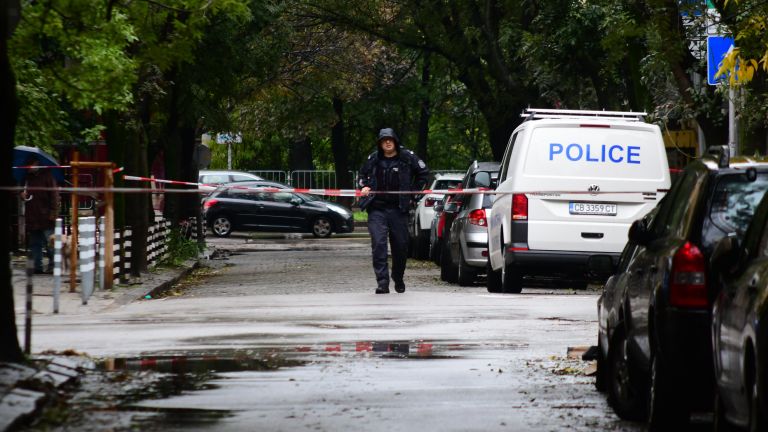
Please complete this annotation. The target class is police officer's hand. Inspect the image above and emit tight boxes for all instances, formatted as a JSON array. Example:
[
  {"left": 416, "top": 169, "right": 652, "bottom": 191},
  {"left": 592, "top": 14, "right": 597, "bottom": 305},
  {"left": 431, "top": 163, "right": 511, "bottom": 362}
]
[{"left": 360, "top": 186, "right": 371, "bottom": 196}]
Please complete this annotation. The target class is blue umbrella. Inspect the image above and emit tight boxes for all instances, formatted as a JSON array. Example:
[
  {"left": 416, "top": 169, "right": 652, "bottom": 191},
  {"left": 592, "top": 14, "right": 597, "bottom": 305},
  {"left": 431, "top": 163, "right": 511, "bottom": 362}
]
[{"left": 13, "top": 146, "right": 64, "bottom": 184}]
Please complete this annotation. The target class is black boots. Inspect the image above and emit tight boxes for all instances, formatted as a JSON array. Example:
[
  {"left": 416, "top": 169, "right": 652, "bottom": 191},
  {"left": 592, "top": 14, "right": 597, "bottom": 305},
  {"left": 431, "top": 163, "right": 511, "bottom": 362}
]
[
  {"left": 375, "top": 286, "right": 390, "bottom": 294},
  {"left": 394, "top": 282, "right": 405, "bottom": 293}
]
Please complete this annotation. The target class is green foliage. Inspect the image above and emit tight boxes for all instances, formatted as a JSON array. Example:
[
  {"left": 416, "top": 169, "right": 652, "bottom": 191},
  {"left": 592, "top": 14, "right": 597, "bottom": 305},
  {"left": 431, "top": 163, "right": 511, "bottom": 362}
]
[{"left": 161, "top": 229, "right": 202, "bottom": 266}]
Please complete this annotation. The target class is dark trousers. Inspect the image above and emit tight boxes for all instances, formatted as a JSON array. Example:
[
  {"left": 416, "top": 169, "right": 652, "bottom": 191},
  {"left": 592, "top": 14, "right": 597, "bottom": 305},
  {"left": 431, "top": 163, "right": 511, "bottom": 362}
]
[
  {"left": 367, "top": 208, "right": 409, "bottom": 288},
  {"left": 28, "top": 228, "right": 53, "bottom": 272}
]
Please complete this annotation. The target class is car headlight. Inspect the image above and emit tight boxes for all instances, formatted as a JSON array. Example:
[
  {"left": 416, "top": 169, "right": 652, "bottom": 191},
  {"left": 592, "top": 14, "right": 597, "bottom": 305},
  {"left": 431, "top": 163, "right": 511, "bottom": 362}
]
[{"left": 327, "top": 204, "right": 351, "bottom": 216}]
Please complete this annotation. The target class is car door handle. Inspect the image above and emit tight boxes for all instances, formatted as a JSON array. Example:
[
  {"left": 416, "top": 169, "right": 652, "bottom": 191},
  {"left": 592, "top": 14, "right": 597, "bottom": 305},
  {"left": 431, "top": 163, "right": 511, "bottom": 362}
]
[{"left": 748, "top": 276, "right": 759, "bottom": 293}]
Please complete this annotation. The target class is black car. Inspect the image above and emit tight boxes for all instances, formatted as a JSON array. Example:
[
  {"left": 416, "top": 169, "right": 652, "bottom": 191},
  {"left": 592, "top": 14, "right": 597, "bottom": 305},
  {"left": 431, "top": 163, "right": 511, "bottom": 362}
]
[
  {"left": 710, "top": 182, "right": 768, "bottom": 431},
  {"left": 593, "top": 149, "right": 768, "bottom": 429},
  {"left": 203, "top": 181, "right": 354, "bottom": 238}
]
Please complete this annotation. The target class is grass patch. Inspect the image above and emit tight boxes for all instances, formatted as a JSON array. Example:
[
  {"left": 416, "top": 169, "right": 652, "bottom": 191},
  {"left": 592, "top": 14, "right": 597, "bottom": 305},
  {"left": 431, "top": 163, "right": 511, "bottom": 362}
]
[
  {"left": 161, "top": 230, "right": 203, "bottom": 266},
  {"left": 353, "top": 211, "right": 368, "bottom": 222}
]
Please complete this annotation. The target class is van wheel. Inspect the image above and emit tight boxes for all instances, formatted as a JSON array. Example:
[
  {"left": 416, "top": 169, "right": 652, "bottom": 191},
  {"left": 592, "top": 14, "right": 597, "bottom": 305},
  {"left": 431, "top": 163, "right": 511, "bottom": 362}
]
[
  {"left": 487, "top": 262, "right": 502, "bottom": 293},
  {"left": 457, "top": 248, "right": 475, "bottom": 286},
  {"left": 714, "top": 389, "right": 736, "bottom": 432},
  {"left": 500, "top": 245, "right": 523, "bottom": 293},
  {"left": 607, "top": 327, "right": 646, "bottom": 420}
]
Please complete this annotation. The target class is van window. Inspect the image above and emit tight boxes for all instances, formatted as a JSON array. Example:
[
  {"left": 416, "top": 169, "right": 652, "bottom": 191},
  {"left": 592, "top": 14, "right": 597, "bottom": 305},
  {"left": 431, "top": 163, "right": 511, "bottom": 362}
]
[
  {"left": 523, "top": 127, "right": 665, "bottom": 180},
  {"left": 499, "top": 132, "right": 518, "bottom": 181}
]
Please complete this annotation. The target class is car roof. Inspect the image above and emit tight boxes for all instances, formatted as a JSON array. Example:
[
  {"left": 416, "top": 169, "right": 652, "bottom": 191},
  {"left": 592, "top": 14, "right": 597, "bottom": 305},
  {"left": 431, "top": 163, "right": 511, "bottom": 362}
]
[
  {"left": 434, "top": 173, "right": 463, "bottom": 180},
  {"left": 470, "top": 161, "right": 501, "bottom": 173},
  {"left": 200, "top": 170, "right": 260, "bottom": 175},
  {"left": 213, "top": 180, "right": 289, "bottom": 192}
]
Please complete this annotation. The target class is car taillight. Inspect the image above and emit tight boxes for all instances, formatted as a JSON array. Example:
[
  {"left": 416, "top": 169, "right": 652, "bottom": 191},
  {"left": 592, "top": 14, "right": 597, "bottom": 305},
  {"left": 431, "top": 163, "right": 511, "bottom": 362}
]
[
  {"left": 512, "top": 194, "right": 528, "bottom": 220},
  {"left": 425, "top": 197, "right": 438, "bottom": 207},
  {"left": 203, "top": 199, "right": 219, "bottom": 209},
  {"left": 468, "top": 209, "right": 487, "bottom": 226},
  {"left": 669, "top": 242, "right": 707, "bottom": 308},
  {"left": 437, "top": 213, "right": 446, "bottom": 238}
]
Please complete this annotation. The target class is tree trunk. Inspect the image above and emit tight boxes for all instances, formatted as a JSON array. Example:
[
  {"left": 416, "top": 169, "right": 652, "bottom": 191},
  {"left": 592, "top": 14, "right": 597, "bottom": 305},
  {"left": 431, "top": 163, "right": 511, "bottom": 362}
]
[
  {"left": 0, "top": 0, "right": 24, "bottom": 363},
  {"left": 331, "top": 97, "right": 352, "bottom": 206},
  {"left": 417, "top": 53, "right": 431, "bottom": 162},
  {"left": 289, "top": 135, "right": 314, "bottom": 186},
  {"left": 126, "top": 97, "right": 152, "bottom": 276}
]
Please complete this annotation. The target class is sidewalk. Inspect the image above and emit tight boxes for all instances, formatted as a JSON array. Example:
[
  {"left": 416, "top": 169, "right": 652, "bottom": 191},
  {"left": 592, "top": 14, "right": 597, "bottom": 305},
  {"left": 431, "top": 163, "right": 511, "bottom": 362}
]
[
  {"left": 1, "top": 255, "right": 199, "bottom": 432},
  {"left": 10, "top": 255, "right": 199, "bottom": 316}
]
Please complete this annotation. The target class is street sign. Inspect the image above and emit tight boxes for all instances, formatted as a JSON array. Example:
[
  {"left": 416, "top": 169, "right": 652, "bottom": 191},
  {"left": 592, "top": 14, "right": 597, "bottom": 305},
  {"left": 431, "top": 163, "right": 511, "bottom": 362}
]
[
  {"left": 707, "top": 36, "right": 734, "bottom": 85},
  {"left": 215, "top": 132, "right": 242, "bottom": 145}
]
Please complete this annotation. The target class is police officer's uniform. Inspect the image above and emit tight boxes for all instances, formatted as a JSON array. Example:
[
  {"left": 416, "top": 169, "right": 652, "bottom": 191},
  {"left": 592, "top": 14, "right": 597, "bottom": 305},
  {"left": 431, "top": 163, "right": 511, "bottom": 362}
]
[{"left": 358, "top": 128, "right": 430, "bottom": 294}]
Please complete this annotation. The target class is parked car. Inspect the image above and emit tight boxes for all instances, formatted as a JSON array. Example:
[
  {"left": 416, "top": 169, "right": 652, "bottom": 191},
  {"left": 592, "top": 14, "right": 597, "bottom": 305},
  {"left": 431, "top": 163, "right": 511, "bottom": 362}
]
[
  {"left": 592, "top": 149, "right": 768, "bottom": 429},
  {"left": 444, "top": 161, "right": 500, "bottom": 285},
  {"left": 202, "top": 181, "right": 354, "bottom": 238},
  {"left": 710, "top": 181, "right": 768, "bottom": 432},
  {"left": 488, "top": 108, "right": 671, "bottom": 293},
  {"left": 410, "top": 173, "right": 463, "bottom": 259},
  {"left": 428, "top": 190, "right": 461, "bottom": 266},
  {"left": 199, "top": 170, "right": 263, "bottom": 187}
]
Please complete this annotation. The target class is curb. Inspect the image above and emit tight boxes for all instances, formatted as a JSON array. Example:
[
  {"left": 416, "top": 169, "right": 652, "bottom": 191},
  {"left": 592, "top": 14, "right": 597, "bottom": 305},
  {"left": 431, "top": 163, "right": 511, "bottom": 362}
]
[
  {"left": 141, "top": 260, "right": 201, "bottom": 300},
  {"left": 0, "top": 357, "right": 92, "bottom": 432}
]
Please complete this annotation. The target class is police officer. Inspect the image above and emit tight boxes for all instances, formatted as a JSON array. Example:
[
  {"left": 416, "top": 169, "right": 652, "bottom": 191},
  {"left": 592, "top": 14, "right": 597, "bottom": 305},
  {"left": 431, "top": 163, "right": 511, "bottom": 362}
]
[{"left": 358, "top": 128, "right": 430, "bottom": 294}]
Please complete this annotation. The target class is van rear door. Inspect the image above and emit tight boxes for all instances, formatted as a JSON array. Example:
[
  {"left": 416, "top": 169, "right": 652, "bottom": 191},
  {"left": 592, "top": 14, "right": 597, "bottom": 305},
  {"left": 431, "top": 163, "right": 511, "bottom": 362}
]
[{"left": 519, "top": 123, "right": 670, "bottom": 253}]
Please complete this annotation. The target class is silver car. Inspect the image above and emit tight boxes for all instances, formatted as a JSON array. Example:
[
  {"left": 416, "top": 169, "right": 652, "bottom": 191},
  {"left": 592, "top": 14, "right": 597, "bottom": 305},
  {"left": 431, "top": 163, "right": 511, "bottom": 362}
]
[{"left": 444, "top": 163, "right": 499, "bottom": 285}]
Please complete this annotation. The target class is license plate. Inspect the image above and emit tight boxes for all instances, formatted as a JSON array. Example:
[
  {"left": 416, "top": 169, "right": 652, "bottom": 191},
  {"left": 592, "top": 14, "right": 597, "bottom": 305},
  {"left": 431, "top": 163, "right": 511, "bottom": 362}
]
[{"left": 569, "top": 202, "right": 617, "bottom": 216}]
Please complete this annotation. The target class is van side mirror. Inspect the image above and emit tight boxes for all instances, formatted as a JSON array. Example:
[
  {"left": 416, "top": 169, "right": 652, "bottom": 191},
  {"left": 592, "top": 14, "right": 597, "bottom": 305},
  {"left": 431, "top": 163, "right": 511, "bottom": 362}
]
[
  {"left": 587, "top": 255, "right": 616, "bottom": 280},
  {"left": 628, "top": 219, "right": 652, "bottom": 246},
  {"left": 710, "top": 235, "right": 740, "bottom": 276}
]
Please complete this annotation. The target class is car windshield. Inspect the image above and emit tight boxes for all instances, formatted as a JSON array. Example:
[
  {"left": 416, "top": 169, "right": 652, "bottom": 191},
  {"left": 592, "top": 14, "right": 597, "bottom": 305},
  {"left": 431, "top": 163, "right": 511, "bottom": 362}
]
[
  {"left": 702, "top": 171, "right": 768, "bottom": 250},
  {"left": 434, "top": 179, "right": 461, "bottom": 190}
]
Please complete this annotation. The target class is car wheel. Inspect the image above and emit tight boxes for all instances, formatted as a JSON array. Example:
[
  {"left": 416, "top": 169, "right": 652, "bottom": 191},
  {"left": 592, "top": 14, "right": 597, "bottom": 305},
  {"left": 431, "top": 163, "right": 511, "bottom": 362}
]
[
  {"left": 457, "top": 247, "right": 476, "bottom": 286},
  {"left": 647, "top": 352, "right": 688, "bottom": 430},
  {"left": 595, "top": 336, "right": 608, "bottom": 393},
  {"left": 607, "top": 327, "right": 646, "bottom": 420},
  {"left": 312, "top": 216, "right": 333, "bottom": 238},
  {"left": 747, "top": 356, "right": 765, "bottom": 432},
  {"left": 416, "top": 229, "right": 430, "bottom": 259},
  {"left": 440, "top": 244, "right": 458, "bottom": 283},
  {"left": 211, "top": 215, "right": 232, "bottom": 237},
  {"left": 714, "top": 389, "right": 737, "bottom": 432},
  {"left": 431, "top": 238, "right": 442, "bottom": 265}
]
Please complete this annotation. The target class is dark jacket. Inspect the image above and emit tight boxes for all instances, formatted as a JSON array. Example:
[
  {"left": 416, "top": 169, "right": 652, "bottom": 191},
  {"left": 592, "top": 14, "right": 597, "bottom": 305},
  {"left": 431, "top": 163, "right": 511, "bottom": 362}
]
[
  {"left": 357, "top": 146, "right": 430, "bottom": 213},
  {"left": 24, "top": 169, "right": 59, "bottom": 231}
]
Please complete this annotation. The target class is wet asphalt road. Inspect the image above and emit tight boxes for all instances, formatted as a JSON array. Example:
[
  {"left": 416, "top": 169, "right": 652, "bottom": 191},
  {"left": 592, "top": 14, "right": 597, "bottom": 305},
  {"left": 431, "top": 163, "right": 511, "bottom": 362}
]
[{"left": 26, "top": 234, "right": 648, "bottom": 431}]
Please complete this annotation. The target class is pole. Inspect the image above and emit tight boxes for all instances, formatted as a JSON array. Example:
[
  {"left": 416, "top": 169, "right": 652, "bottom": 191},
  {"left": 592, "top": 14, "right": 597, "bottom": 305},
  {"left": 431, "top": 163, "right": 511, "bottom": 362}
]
[
  {"left": 104, "top": 164, "right": 115, "bottom": 289},
  {"left": 70, "top": 151, "right": 79, "bottom": 293},
  {"left": 728, "top": 87, "right": 737, "bottom": 157},
  {"left": 53, "top": 218, "right": 62, "bottom": 313},
  {"left": 227, "top": 142, "right": 232, "bottom": 169},
  {"left": 24, "top": 257, "right": 33, "bottom": 355}
]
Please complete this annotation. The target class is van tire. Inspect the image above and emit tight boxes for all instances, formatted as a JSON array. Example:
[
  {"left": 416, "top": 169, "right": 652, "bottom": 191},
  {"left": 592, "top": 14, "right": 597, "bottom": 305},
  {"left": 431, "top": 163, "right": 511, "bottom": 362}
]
[
  {"left": 487, "top": 262, "right": 502, "bottom": 293},
  {"left": 500, "top": 245, "right": 523, "bottom": 293}
]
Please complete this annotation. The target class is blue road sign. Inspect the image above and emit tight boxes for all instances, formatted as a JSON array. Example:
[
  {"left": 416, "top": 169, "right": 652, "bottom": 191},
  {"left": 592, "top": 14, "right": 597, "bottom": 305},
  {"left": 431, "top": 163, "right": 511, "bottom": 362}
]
[{"left": 707, "top": 36, "right": 735, "bottom": 85}]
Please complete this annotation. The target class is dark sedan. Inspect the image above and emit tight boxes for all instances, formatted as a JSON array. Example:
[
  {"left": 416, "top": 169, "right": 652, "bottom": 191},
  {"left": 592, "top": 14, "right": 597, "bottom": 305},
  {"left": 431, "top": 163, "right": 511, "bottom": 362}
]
[
  {"left": 593, "top": 151, "right": 768, "bottom": 429},
  {"left": 711, "top": 181, "right": 768, "bottom": 431},
  {"left": 203, "top": 181, "right": 354, "bottom": 238}
]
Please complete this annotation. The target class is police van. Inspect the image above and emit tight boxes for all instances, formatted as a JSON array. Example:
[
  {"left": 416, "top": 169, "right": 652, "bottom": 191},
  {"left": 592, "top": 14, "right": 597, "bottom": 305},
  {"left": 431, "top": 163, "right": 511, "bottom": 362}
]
[{"left": 486, "top": 108, "right": 671, "bottom": 293}]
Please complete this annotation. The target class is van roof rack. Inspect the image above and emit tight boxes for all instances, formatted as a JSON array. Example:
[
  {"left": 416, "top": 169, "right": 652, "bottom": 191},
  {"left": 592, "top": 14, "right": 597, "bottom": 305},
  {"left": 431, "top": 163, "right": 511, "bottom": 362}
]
[{"left": 521, "top": 108, "right": 647, "bottom": 122}]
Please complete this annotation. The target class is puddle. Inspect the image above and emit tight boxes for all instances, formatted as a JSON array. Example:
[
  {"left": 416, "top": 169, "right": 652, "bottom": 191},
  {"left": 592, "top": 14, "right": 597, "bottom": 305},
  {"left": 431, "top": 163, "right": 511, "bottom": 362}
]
[{"left": 99, "top": 354, "right": 305, "bottom": 373}]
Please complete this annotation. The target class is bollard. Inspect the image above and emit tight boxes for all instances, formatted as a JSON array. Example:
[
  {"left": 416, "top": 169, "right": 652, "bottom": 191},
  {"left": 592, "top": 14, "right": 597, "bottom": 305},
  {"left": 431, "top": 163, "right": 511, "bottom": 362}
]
[
  {"left": 25, "top": 257, "right": 33, "bottom": 355},
  {"left": 122, "top": 227, "right": 132, "bottom": 282},
  {"left": 113, "top": 229, "right": 121, "bottom": 286},
  {"left": 99, "top": 216, "right": 105, "bottom": 291},
  {"left": 53, "top": 218, "right": 63, "bottom": 313},
  {"left": 79, "top": 216, "right": 96, "bottom": 305},
  {"left": 147, "top": 223, "right": 156, "bottom": 268}
]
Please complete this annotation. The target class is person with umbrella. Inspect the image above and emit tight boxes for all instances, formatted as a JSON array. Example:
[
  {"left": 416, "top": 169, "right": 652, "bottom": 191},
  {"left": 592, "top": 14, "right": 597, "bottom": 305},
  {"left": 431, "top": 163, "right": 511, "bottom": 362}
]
[{"left": 21, "top": 156, "right": 60, "bottom": 274}]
